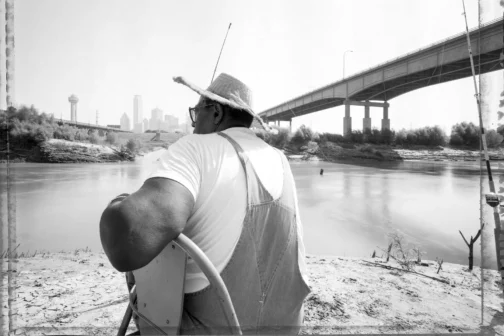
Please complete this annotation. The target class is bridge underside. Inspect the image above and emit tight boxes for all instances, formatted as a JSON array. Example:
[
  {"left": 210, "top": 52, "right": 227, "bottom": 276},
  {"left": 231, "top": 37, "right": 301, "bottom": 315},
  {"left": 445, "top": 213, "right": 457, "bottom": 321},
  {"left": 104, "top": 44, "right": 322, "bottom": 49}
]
[
  {"left": 353, "top": 49, "right": 501, "bottom": 102},
  {"left": 263, "top": 49, "right": 502, "bottom": 123}
]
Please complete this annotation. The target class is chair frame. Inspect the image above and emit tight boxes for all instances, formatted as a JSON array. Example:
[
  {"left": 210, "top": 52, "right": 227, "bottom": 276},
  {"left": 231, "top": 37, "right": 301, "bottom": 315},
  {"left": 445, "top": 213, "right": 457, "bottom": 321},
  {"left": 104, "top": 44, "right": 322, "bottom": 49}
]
[{"left": 117, "top": 234, "right": 242, "bottom": 336}]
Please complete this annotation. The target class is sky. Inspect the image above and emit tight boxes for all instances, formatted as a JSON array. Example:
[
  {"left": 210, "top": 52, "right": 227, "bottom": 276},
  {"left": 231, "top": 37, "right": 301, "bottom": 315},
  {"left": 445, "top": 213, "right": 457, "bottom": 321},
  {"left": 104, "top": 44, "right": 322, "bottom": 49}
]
[{"left": 8, "top": 0, "right": 504, "bottom": 134}]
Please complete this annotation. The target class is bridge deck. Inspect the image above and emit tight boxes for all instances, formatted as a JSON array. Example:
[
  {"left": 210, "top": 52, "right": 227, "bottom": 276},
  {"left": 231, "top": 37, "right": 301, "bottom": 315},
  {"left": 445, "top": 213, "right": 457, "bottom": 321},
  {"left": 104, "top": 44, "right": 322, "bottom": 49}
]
[{"left": 57, "top": 119, "right": 133, "bottom": 133}]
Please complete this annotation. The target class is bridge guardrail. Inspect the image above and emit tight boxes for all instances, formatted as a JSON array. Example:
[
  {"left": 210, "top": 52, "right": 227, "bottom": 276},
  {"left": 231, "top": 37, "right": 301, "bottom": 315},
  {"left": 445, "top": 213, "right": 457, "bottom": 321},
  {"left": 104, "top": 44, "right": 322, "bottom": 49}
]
[
  {"left": 259, "top": 16, "right": 503, "bottom": 115},
  {"left": 58, "top": 119, "right": 132, "bottom": 132}
]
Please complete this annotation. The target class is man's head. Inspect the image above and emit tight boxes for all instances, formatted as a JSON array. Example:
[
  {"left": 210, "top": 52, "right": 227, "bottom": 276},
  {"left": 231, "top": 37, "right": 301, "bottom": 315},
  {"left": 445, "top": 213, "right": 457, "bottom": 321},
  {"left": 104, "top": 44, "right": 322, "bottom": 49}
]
[
  {"left": 189, "top": 97, "right": 254, "bottom": 134},
  {"left": 173, "top": 73, "right": 273, "bottom": 134}
]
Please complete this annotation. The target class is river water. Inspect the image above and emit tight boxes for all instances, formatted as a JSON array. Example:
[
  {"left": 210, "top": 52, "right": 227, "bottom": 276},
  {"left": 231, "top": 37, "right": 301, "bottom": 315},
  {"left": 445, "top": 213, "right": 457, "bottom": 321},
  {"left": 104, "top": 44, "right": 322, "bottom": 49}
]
[{"left": 0, "top": 149, "right": 501, "bottom": 268}]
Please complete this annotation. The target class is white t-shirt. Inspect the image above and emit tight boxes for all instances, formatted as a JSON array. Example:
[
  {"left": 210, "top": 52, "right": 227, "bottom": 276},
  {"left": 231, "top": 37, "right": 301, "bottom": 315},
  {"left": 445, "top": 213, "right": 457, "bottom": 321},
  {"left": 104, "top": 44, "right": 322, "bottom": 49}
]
[{"left": 148, "top": 127, "right": 308, "bottom": 293}]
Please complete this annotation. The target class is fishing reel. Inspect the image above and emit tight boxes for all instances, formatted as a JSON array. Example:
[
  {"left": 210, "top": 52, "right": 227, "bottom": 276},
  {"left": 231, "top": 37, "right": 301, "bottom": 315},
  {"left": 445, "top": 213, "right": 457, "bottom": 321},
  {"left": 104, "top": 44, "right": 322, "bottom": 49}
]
[{"left": 485, "top": 193, "right": 501, "bottom": 208}]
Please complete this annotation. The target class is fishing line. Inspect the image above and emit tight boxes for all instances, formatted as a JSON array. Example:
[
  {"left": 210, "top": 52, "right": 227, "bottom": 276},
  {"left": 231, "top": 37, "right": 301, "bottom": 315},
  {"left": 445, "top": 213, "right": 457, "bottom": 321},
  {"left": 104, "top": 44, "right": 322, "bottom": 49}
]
[{"left": 210, "top": 23, "right": 232, "bottom": 85}]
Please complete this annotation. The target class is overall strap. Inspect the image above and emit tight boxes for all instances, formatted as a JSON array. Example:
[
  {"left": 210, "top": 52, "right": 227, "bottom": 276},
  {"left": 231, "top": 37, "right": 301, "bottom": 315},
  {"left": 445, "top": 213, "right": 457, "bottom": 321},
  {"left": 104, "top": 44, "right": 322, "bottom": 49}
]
[{"left": 217, "top": 132, "right": 273, "bottom": 205}]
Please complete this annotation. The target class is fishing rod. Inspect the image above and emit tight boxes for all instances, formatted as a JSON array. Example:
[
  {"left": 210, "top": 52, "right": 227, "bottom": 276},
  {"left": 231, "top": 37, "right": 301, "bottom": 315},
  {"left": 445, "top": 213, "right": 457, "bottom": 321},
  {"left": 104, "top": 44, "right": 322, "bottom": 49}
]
[
  {"left": 210, "top": 23, "right": 232, "bottom": 85},
  {"left": 461, "top": 0, "right": 504, "bottom": 283}
]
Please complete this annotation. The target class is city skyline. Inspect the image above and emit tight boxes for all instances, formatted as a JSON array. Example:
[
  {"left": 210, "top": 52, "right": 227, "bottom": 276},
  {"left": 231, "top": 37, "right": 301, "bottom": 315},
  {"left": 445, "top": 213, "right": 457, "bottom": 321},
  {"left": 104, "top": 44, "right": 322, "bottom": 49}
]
[{"left": 116, "top": 100, "right": 182, "bottom": 132}]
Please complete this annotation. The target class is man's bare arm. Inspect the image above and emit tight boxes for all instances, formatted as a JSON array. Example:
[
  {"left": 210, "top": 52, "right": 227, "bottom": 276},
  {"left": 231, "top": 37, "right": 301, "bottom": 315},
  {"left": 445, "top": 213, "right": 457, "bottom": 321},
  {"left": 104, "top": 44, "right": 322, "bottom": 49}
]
[{"left": 99, "top": 177, "right": 194, "bottom": 272}]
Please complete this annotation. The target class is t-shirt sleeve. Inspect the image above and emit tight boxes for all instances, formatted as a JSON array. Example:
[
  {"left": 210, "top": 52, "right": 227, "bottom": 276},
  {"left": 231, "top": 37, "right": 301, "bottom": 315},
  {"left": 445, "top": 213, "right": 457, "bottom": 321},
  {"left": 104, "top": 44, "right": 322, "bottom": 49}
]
[{"left": 147, "top": 136, "right": 201, "bottom": 203}]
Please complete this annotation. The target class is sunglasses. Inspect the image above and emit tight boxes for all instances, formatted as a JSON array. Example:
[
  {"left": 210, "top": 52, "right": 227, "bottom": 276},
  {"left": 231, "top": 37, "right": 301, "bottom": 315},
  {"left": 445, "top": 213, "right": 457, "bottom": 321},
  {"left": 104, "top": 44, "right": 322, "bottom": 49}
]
[{"left": 188, "top": 104, "right": 216, "bottom": 124}]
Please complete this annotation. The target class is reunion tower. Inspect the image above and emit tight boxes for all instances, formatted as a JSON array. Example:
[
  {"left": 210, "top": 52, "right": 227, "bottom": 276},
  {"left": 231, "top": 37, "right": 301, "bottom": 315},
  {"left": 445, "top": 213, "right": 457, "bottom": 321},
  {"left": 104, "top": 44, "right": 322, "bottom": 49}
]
[{"left": 68, "top": 94, "right": 79, "bottom": 122}]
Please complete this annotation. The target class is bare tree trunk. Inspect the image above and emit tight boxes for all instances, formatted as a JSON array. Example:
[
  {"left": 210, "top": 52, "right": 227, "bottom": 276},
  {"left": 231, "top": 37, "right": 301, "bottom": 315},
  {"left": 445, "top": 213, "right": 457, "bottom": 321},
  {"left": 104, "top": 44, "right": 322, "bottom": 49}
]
[
  {"left": 468, "top": 244, "right": 474, "bottom": 270},
  {"left": 459, "top": 225, "right": 483, "bottom": 271}
]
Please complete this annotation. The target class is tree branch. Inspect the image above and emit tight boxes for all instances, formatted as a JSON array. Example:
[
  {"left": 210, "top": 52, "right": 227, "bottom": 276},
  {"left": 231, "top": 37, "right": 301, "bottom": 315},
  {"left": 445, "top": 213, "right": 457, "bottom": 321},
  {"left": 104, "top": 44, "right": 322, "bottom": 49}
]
[
  {"left": 473, "top": 224, "right": 484, "bottom": 243},
  {"left": 459, "top": 230, "right": 470, "bottom": 247},
  {"left": 361, "top": 260, "right": 450, "bottom": 284}
]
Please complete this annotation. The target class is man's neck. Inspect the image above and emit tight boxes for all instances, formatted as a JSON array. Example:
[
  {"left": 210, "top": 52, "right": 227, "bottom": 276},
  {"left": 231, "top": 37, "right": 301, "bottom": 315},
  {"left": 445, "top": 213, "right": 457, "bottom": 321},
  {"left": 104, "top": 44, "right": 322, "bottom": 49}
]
[{"left": 216, "top": 123, "right": 249, "bottom": 132}]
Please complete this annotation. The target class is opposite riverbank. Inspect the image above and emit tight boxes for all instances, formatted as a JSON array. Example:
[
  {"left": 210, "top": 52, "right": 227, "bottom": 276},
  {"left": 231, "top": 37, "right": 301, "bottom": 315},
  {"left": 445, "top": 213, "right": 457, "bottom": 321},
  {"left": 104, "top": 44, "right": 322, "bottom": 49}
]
[
  {"left": 0, "top": 132, "right": 184, "bottom": 164},
  {"left": 284, "top": 141, "right": 504, "bottom": 163},
  {"left": 2, "top": 133, "right": 503, "bottom": 164},
  {"left": 1, "top": 250, "right": 502, "bottom": 335}
]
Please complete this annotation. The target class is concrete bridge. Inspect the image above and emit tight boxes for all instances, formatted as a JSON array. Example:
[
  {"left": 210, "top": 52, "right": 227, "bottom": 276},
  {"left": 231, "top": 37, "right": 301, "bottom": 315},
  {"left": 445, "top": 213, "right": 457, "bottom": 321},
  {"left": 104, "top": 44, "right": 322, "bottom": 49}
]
[
  {"left": 56, "top": 119, "right": 132, "bottom": 134},
  {"left": 257, "top": 17, "right": 504, "bottom": 135}
]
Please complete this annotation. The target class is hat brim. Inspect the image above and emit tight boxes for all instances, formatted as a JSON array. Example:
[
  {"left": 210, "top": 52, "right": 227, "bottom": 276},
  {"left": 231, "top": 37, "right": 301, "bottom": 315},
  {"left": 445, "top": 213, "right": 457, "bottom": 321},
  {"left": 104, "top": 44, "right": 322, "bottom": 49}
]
[{"left": 173, "top": 76, "right": 276, "bottom": 133}]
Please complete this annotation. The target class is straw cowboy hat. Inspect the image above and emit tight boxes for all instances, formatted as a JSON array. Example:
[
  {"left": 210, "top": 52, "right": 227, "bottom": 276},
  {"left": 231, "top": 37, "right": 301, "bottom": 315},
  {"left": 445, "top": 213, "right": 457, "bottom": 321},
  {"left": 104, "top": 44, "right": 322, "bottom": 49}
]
[{"left": 173, "top": 73, "right": 276, "bottom": 133}]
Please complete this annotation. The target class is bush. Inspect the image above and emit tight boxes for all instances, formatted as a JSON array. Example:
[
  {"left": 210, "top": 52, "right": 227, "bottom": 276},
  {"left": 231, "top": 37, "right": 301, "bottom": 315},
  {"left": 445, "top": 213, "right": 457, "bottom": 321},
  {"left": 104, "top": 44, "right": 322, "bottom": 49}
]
[
  {"left": 450, "top": 122, "right": 479, "bottom": 147},
  {"left": 126, "top": 138, "right": 142, "bottom": 153},
  {"left": 363, "top": 128, "right": 395, "bottom": 145},
  {"left": 89, "top": 133, "right": 99, "bottom": 144},
  {"left": 486, "top": 129, "right": 503, "bottom": 148},
  {"left": 9, "top": 119, "right": 54, "bottom": 148},
  {"left": 349, "top": 130, "right": 364, "bottom": 144},
  {"left": 497, "top": 124, "right": 504, "bottom": 138},
  {"left": 381, "top": 129, "right": 395, "bottom": 145},
  {"left": 319, "top": 132, "right": 346, "bottom": 143},
  {"left": 449, "top": 133, "right": 464, "bottom": 146},
  {"left": 74, "top": 130, "right": 89, "bottom": 142},
  {"left": 392, "top": 126, "right": 446, "bottom": 146},
  {"left": 53, "top": 124, "right": 78, "bottom": 141},
  {"left": 394, "top": 129, "right": 407, "bottom": 145},
  {"left": 291, "top": 125, "right": 314, "bottom": 145},
  {"left": 255, "top": 127, "right": 290, "bottom": 149},
  {"left": 105, "top": 132, "right": 118, "bottom": 145}
]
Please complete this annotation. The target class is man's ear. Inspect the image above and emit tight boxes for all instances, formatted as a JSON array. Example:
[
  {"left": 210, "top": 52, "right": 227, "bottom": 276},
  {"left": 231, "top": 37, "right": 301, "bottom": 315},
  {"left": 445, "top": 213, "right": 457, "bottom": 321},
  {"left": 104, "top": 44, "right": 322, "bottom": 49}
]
[{"left": 213, "top": 104, "right": 225, "bottom": 125}]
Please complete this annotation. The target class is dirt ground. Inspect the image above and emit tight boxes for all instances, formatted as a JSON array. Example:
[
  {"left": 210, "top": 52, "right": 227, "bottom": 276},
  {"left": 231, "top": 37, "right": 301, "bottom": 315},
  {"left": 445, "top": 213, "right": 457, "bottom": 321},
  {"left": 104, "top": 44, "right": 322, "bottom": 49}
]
[{"left": 0, "top": 251, "right": 502, "bottom": 335}]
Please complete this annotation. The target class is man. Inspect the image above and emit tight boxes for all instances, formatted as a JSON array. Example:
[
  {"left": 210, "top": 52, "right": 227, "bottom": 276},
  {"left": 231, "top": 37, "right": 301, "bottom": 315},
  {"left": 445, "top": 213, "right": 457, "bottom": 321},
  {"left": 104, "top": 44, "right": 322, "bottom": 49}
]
[{"left": 100, "top": 73, "right": 310, "bottom": 334}]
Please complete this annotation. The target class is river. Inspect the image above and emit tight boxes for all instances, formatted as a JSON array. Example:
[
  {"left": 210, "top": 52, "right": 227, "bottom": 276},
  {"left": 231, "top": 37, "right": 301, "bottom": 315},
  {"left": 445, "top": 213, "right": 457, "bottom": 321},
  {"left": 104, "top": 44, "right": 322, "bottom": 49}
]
[{"left": 0, "top": 149, "right": 501, "bottom": 269}]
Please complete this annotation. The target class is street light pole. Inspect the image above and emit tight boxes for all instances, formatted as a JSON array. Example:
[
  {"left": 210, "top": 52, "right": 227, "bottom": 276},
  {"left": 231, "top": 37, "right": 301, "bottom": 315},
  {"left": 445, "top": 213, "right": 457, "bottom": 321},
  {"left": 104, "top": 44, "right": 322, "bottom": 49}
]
[{"left": 343, "top": 50, "right": 353, "bottom": 79}]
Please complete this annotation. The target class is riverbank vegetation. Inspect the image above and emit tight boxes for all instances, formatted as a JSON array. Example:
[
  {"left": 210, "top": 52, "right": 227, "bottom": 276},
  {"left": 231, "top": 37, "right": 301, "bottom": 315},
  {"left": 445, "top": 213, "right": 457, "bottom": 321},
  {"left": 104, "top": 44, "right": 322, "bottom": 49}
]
[
  {"left": 0, "top": 105, "right": 184, "bottom": 163},
  {"left": 255, "top": 122, "right": 504, "bottom": 162}
]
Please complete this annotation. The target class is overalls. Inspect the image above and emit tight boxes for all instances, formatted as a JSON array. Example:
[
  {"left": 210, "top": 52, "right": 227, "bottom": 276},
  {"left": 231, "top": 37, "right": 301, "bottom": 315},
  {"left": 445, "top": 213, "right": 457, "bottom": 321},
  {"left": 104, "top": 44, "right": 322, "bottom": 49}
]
[{"left": 180, "top": 131, "right": 311, "bottom": 335}]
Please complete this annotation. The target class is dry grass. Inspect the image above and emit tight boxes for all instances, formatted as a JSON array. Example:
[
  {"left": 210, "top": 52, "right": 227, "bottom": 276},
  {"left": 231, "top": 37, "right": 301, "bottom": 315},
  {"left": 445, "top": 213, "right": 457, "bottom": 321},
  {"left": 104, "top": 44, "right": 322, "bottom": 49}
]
[{"left": 0, "top": 245, "right": 92, "bottom": 259}]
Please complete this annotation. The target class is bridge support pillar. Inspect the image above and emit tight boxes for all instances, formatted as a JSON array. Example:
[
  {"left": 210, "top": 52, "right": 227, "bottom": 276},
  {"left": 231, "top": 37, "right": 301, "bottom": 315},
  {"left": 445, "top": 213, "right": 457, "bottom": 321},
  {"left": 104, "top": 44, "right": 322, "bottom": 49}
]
[
  {"left": 289, "top": 119, "right": 292, "bottom": 133},
  {"left": 381, "top": 103, "right": 390, "bottom": 132},
  {"left": 343, "top": 101, "right": 352, "bottom": 136},
  {"left": 363, "top": 102, "right": 371, "bottom": 132}
]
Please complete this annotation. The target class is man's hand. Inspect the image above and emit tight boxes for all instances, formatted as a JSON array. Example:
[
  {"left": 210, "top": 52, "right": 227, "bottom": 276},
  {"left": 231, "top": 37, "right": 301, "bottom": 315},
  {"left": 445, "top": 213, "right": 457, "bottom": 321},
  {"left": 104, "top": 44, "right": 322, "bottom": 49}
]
[{"left": 99, "top": 178, "right": 194, "bottom": 272}]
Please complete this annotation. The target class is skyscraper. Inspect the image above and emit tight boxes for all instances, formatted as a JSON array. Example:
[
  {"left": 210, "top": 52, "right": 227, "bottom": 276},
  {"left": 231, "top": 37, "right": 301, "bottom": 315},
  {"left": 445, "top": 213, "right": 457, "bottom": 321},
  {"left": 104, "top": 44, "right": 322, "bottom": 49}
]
[
  {"left": 150, "top": 107, "right": 164, "bottom": 130},
  {"left": 120, "top": 112, "right": 131, "bottom": 131},
  {"left": 143, "top": 118, "right": 149, "bottom": 132},
  {"left": 133, "top": 95, "right": 143, "bottom": 133}
]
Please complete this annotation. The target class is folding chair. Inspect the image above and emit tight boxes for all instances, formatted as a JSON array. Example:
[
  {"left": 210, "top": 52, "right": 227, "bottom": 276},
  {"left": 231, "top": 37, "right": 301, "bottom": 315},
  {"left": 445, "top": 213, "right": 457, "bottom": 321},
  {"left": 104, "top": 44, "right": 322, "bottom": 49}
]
[{"left": 117, "top": 234, "right": 242, "bottom": 336}]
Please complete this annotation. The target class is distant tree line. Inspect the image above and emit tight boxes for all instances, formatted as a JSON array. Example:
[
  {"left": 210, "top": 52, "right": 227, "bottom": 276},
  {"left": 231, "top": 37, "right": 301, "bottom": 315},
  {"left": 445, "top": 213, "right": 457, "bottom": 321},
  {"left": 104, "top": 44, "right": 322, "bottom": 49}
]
[
  {"left": 254, "top": 121, "right": 504, "bottom": 150},
  {"left": 0, "top": 105, "right": 119, "bottom": 149}
]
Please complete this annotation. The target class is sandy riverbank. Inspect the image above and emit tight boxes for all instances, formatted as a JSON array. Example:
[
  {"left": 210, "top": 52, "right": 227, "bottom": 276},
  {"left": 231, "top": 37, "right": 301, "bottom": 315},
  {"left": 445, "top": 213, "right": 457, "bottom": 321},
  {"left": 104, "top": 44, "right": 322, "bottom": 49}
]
[{"left": 0, "top": 251, "right": 502, "bottom": 335}]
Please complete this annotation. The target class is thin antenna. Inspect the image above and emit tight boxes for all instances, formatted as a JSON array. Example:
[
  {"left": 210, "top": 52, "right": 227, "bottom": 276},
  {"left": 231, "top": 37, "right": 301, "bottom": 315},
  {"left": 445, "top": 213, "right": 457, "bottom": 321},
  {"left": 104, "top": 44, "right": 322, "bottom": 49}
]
[
  {"left": 96, "top": 110, "right": 99, "bottom": 125},
  {"left": 210, "top": 23, "right": 232, "bottom": 85}
]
